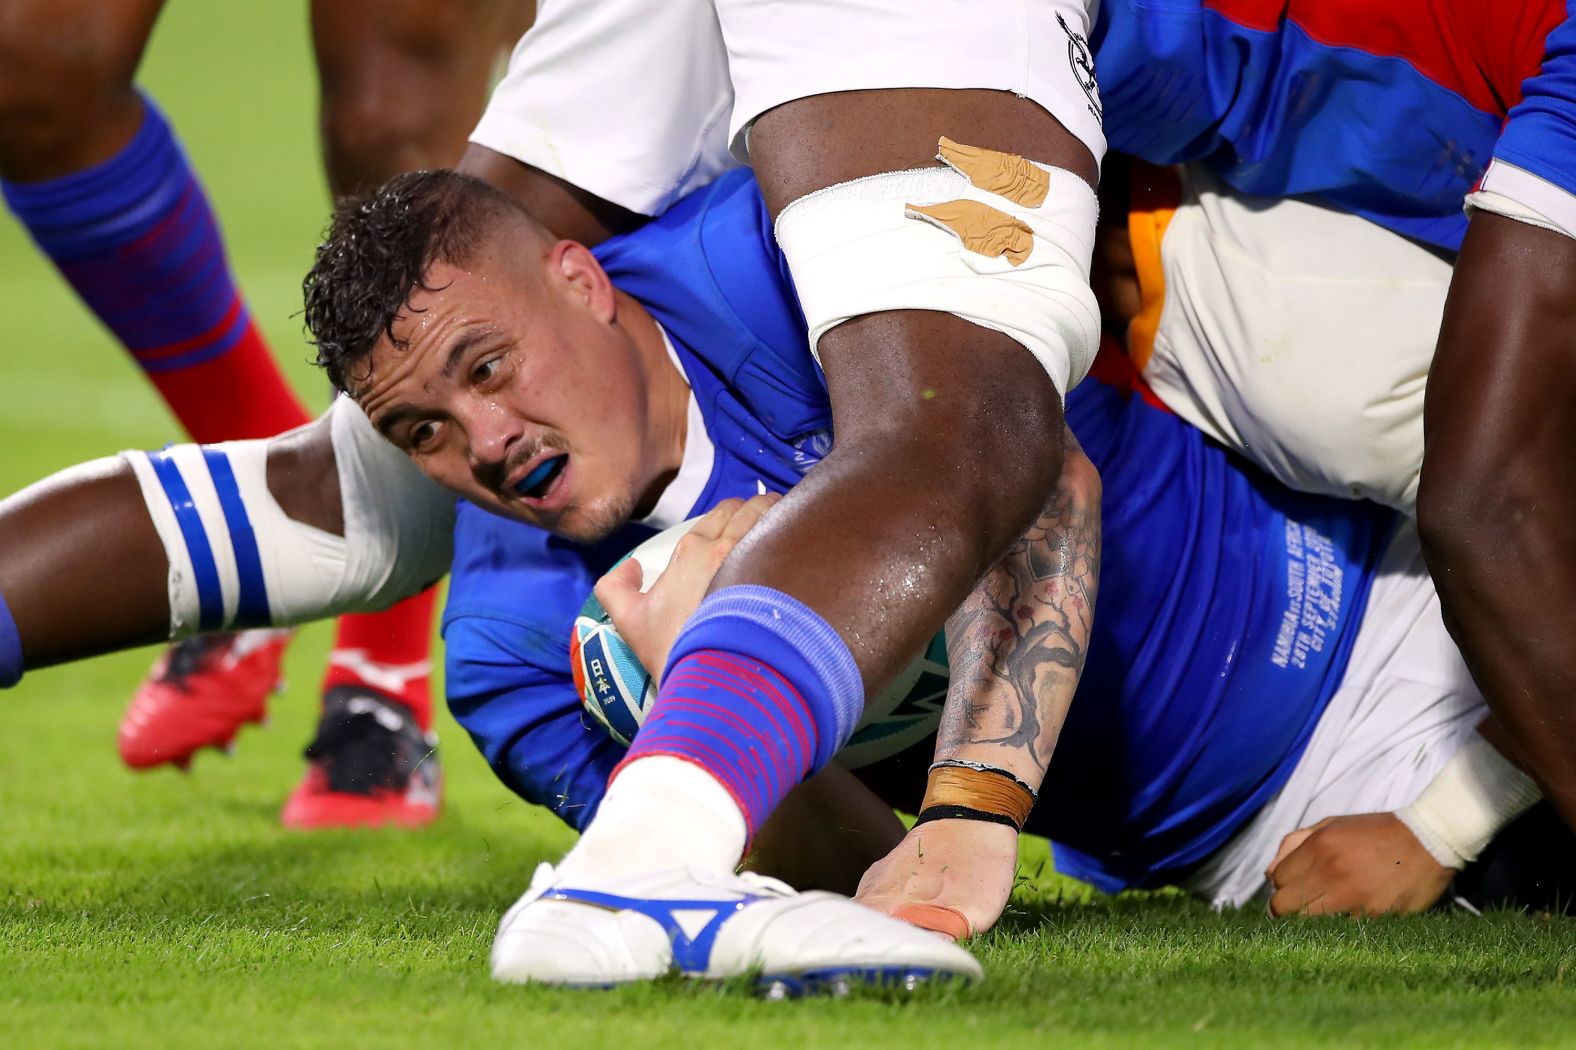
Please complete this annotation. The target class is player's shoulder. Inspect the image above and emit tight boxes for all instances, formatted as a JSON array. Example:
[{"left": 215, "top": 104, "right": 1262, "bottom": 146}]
[
  {"left": 598, "top": 170, "right": 827, "bottom": 441},
  {"left": 595, "top": 170, "right": 807, "bottom": 369}
]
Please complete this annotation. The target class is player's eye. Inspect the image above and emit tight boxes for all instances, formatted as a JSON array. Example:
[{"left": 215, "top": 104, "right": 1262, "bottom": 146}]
[
  {"left": 471, "top": 354, "right": 502, "bottom": 384},
  {"left": 408, "top": 420, "right": 440, "bottom": 451}
]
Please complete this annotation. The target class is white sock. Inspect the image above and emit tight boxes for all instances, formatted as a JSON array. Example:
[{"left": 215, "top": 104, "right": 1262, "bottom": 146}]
[{"left": 553, "top": 756, "right": 749, "bottom": 883}]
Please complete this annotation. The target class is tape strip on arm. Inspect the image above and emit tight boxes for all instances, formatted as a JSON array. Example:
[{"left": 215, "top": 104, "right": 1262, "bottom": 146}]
[
  {"left": 123, "top": 398, "right": 455, "bottom": 638},
  {"left": 773, "top": 138, "right": 1101, "bottom": 397}
]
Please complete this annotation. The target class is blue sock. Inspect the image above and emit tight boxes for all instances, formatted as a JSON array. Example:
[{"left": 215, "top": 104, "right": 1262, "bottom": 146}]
[
  {"left": 614, "top": 585, "right": 863, "bottom": 837},
  {"left": 1, "top": 94, "right": 308, "bottom": 443},
  {"left": 0, "top": 591, "right": 24, "bottom": 688},
  {"left": 2, "top": 96, "right": 243, "bottom": 369}
]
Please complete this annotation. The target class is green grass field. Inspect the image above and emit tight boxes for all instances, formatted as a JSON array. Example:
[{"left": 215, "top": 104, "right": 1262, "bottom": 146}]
[{"left": 1, "top": 7, "right": 1573, "bottom": 1048}]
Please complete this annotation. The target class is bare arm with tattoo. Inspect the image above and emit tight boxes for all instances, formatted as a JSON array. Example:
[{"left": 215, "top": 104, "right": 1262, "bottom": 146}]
[
  {"left": 936, "top": 429, "right": 1101, "bottom": 784},
  {"left": 856, "top": 429, "right": 1101, "bottom": 937}
]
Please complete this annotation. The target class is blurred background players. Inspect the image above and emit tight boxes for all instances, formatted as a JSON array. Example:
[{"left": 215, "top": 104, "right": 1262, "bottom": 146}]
[{"left": 0, "top": 0, "right": 532, "bottom": 826}]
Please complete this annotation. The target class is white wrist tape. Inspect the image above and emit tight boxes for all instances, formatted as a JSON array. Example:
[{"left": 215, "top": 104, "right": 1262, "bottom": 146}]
[
  {"left": 123, "top": 397, "right": 454, "bottom": 636},
  {"left": 774, "top": 138, "right": 1100, "bottom": 398},
  {"left": 1396, "top": 732, "right": 1542, "bottom": 870}
]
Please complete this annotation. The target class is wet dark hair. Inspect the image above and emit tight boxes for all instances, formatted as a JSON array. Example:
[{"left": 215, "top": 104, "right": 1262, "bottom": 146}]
[{"left": 302, "top": 169, "right": 536, "bottom": 391}]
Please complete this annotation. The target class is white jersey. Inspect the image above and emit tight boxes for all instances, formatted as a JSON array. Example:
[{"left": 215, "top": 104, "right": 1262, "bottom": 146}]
[
  {"left": 1131, "top": 163, "right": 1450, "bottom": 514},
  {"left": 472, "top": 0, "right": 1106, "bottom": 217},
  {"left": 1187, "top": 524, "right": 1485, "bottom": 909}
]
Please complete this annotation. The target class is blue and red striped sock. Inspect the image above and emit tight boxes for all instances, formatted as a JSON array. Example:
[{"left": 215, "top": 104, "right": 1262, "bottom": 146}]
[
  {"left": 1, "top": 96, "right": 310, "bottom": 443},
  {"left": 611, "top": 584, "right": 864, "bottom": 841}
]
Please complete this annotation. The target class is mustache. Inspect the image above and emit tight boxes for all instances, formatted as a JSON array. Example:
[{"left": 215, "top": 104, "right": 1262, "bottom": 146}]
[{"left": 491, "top": 433, "right": 570, "bottom": 492}]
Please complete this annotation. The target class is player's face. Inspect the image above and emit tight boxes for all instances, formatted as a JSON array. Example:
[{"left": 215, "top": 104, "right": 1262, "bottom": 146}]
[{"left": 351, "top": 240, "right": 656, "bottom": 543}]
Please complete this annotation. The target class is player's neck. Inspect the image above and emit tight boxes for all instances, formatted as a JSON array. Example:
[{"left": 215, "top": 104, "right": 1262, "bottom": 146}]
[{"left": 619, "top": 288, "right": 689, "bottom": 500}]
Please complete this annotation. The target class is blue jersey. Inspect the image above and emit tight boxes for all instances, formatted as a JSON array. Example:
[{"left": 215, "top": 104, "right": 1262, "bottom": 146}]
[
  {"left": 1095, "top": 0, "right": 1573, "bottom": 250},
  {"left": 441, "top": 172, "right": 1394, "bottom": 887},
  {"left": 1041, "top": 362, "right": 1390, "bottom": 890},
  {"left": 444, "top": 170, "right": 829, "bottom": 826}
]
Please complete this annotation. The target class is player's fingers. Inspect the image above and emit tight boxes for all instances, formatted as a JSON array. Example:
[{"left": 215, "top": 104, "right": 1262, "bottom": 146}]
[
  {"left": 1267, "top": 827, "right": 1317, "bottom": 878},
  {"left": 1267, "top": 881, "right": 1328, "bottom": 917},
  {"left": 593, "top": 557, "right": 645, "bottom": 626},
  {"left": 719, "top": 491, "right": 781, "bottom": 543},
  {"left": 1267, "top": 816, "right": 1338, "bottom": 882},
  {"left": 1297, "top": 891, "right": 1349, "bottom": 918},
  {"left": 892, "top": 902, "right": 974, "bottom": 942},
  {"left": 687, "top": 498, "right": 746, "bottom": 540}
]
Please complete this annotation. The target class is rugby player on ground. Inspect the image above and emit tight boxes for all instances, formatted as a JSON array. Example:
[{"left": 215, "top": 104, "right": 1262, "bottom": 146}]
[
  {"left": 1, "top": 167, "right": 1567, "bottom": 981},
  {"left": 427, "top": 0, "right": 1576, "bottom": 930},
  {"left": 0, "top": 0, "right": 532, "bottom": 826},
  {"left": 389, "top": 0, "right": 1116, "bottom": 987},
  {"left": 4, "top": 0, "right": 1122, "bottom": 988}
]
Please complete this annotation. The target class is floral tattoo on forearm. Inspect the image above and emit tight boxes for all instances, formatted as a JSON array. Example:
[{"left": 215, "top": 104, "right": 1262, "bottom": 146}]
[{"left": 937, "top": 430, "right": 1101, "bottom": 779}]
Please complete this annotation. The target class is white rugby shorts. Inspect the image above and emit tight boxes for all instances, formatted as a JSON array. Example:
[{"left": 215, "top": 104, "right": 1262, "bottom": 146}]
[
  {"left": 1128, "top": 164, "right": 1452, "bottom": 514},
  {"left": 1183, "top": 523, "right": 1485, "bottom": 909},
  {"left": 472, "top": 0, "right": 1106, "bottom": 217}
]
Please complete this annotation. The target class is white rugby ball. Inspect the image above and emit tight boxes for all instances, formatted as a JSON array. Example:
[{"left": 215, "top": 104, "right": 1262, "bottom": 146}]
[{"left": 569, "top": 517, "right": 949, "bottom": 765}]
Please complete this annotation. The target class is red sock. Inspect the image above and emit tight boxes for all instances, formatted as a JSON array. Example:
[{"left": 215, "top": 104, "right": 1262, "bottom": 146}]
[
  {"left": 321, "top": 588, "right": 438, "bottom": 730},
  {"left": 145, "top": 317, "right": 314, "bottom": 443}
]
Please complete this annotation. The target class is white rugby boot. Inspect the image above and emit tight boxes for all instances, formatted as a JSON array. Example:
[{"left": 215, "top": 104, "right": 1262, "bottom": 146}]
[{"left": 490, "top": 862, "right": 984, "bottom": 992}]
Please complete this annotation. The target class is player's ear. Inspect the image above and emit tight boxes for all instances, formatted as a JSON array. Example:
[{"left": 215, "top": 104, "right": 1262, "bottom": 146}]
[{"left": 550, "top": 240, "right": 617, "bottom": 323}]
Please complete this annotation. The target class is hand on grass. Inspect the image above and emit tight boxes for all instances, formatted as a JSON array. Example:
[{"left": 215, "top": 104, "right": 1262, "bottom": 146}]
[
  {"left": 1265, "top": 812, "right": 1454, "bottom": 917},
  {"left": 854, "top": 819, "right": 1019, "bottom": 940},
  {"left": 595, "top": 493, "right": 781, "bottom": 685}
]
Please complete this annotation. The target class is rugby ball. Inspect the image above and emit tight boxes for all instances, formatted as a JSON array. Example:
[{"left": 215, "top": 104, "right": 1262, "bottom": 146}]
[
  {"left": 569, "top": 518, "right": 950, "bottom": 766},
  {"left": 570, "top": 519, "right": 701, "bottom": 746}
]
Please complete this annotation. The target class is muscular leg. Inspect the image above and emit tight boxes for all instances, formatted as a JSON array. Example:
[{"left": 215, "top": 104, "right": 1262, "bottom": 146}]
[
  {"left": 312, "top": 0, "right": 534, "bottom": 199},
  {"left": 0, "top": 0, "right": 313, "bottom": 443},
  {"left": 0, "top": 0, "right": 163, "bottom": 181},
  {"left": 552, "top": 88, "right": 1097, "bottom": 893},
  {"left": 0, "top": 418, "right": 343, "bottom": 672},
  {"left": 723, "top": 89, "right": 1096, "bottom": 699}
]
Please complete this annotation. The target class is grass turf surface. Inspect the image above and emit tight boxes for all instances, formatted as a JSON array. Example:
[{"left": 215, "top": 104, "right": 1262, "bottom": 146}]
[{"left": 1, "top": 5, "right": 1573, "bottom": 1048}]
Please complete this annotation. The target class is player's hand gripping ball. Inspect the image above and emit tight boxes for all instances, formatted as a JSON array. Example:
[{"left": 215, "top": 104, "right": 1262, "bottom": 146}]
[{"left": 570, "top": 515, "right": 951, "bottom": 768}]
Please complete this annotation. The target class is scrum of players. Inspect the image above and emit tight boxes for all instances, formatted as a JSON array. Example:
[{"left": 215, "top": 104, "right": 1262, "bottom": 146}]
[{"left": 2, "top": 0, "right": 1575, "bottom": 989}]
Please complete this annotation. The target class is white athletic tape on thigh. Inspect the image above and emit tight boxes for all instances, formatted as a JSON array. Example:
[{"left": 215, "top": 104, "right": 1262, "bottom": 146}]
[
  {"left": 773, "top": 141, "right": 1100, "bottom": 396},
  {"left": 1396, "top": 732, "right": 1542, "bottom": 869},
  {"left": 123, "top": 398, "right": 454, "bottom": 636}
]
